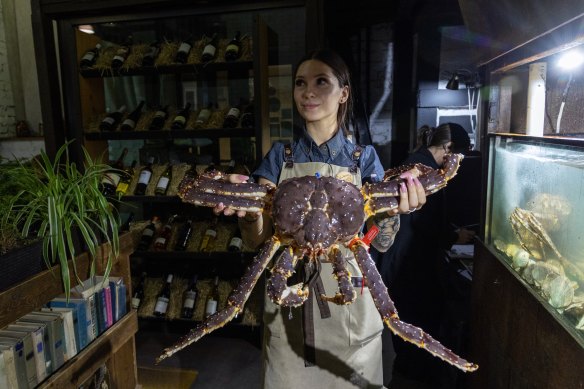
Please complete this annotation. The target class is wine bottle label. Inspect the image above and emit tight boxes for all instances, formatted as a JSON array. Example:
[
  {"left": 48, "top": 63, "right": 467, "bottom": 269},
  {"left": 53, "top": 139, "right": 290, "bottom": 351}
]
[
  {"left": 154, "top": 110, "right": 166, "bottom": 118},
  {"left": 138, "top": 170, "right": 152, "bottom": 185},
  {"left": 156, "top": 176, "right": 170, "bottom": 190},
  {"left": 113, "top": 54, "right": 126, "bottom": 62},
  {"left": 154, "top": 236, "right": 167, "bottom": 246},
  {"left": 154, "top": 297, "right": 169, "bottom": 314},
  {"left": 227, "top": 107, "right": 241, "bottom": 118},
  {"left": 116, "top": 182, "right": 129, "bottom": 195},
  {"left": 202, "top": 45, "right": 216, "bottom": 58},
  {"left": 229, "top": 237, "right": 243, "bottom": 251},
  {"left": 131, "top": 297, "right": 141, "bottom": 309},
  {"left": 102, "top": 172, "right": 121, "bottom": 187},
  {"left": 196, "top": 110, "right": 211, "bottom": 124},
  {"left": 81, "top": 52, "right": 96, "bottom": 61},
  {"left": 226, "top": 44, "right": 240, "bottom": 54},
  {"left": 204, "top": 229, "right": 217, "bottom": 238},
  {"left": 173, "top": 115, "right": 186, "bottom": 125},
  {"left": 102, "top": 117, "right": 115, "bottom": 125},
  {"left": 183, "top": 291, "right": 197, "bottom": 309},
  {"left": 178, "top": 42, "right": 192, "bottom": 53},
  {"left": 142, "top": 228, "right": 154, "bottom": 238},
  {"left": 205, "top": 299, "right": 218, "bottom": 316},
  {"left": 121, "top": 118, "right": 136, "bottom": 128}
]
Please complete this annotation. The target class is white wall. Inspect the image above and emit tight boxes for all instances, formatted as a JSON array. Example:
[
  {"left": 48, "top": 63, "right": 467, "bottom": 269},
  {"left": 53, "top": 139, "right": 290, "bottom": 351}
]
[{"left": 0, "top": 0, "right": 42, "bottom": 139}]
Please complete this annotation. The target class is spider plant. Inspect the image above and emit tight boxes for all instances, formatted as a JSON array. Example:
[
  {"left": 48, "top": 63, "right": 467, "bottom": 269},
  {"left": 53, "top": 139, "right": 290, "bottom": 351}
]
[{"left": 3, "top": 140, "right": 121, "bottom": 299}]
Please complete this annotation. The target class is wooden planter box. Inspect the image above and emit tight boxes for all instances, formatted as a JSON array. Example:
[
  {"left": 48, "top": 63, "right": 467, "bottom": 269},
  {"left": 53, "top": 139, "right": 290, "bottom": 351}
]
[{"left": 0, "top": 240, "right": 45, "bottom": 292}]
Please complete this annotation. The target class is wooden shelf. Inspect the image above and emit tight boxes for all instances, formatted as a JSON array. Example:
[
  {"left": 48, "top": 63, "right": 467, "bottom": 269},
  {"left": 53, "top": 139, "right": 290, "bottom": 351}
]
[
  {"left": 84, "top": 127, "right": 256, "bottom": 141},
  {"left": 79, "top": 60, "right": 254, "bottom": 78},
  {"left": 0, "top": 233, "right": 138, "bottom": 388}
]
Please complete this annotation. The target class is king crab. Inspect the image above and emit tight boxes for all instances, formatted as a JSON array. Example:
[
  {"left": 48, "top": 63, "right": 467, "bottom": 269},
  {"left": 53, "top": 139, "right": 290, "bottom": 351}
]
[{"left": 155, "top": 153, "right": 478, "bottom": 372}]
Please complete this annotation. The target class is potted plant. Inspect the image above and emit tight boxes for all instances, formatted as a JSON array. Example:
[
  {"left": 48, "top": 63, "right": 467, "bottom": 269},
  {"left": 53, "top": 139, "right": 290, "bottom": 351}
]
[{"left": 1, "top": 140, "right": 121, "bottom": 299}]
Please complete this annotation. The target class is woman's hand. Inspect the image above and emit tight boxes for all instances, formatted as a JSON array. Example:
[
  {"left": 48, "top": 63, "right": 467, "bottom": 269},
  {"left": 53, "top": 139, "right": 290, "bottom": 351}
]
[
  {"left": 212, "top": 174, "right": 262, "bottom": 220},
  {"left": 390, "top": 170, "right": 427, "bottom": 215}
]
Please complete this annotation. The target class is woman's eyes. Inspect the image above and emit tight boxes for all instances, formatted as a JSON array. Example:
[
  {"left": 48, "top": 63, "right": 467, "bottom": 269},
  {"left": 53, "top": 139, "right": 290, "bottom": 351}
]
[
  {"left": 294, "top": 79, "right": 305, "bottom": 87},
  {"left": 294, "top": 77, "right": 330, "bottom": 87}
]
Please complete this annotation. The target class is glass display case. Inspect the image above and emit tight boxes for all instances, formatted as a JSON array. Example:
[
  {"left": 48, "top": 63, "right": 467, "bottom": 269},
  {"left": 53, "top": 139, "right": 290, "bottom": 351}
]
[{"left": 484, "top": 133, "right": 584, "bottom": 346}]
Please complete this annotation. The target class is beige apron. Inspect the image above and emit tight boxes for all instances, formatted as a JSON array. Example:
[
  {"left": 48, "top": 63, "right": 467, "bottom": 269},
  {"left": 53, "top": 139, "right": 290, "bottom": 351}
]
[{"left": 262, "top": 161, "right": 384, "bottom": 389}]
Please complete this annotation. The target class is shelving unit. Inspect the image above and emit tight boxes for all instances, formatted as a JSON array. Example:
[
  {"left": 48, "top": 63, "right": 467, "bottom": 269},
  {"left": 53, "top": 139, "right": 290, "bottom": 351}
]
[{"left": 0, "top": 233, "right": 138, "bottom": 388}]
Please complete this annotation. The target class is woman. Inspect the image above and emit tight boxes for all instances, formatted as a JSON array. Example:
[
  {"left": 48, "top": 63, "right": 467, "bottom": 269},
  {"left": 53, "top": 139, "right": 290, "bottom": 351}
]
[
  {"left": 215, "top": 49, "right": 426, "bottom": 388},
  {"left": 380, "top": 123, "right": 475, "bottom": 385}
]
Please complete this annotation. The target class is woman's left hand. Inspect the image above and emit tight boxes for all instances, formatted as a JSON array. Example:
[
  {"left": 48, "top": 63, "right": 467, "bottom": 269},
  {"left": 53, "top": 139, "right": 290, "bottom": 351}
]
[{"left": 390, "top": 170, "right": 427, "bottom": 215}]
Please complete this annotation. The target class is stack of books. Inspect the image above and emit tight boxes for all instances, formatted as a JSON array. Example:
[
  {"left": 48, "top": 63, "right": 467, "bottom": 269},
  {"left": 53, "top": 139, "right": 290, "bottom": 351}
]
[{"left": 0, "top": 275, "right": 127, "bottom": 388}]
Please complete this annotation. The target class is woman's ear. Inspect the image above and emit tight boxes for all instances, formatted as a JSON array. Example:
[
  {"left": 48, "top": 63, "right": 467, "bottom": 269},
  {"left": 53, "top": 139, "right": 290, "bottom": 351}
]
[{"left": 340, "top": 86, "right": 349, "bottom": 104}]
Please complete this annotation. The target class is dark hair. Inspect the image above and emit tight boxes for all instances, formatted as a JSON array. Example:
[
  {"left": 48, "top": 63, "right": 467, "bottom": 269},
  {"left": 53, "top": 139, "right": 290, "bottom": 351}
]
[
  {"left": 294, "top": 49, "right": 353, "bottom": 134},
  {"left": 447, "top": 122, "right": 471, "bottom": 153},
  {"left": 415, "top": 123, "right": 452, "bottom": 151}
]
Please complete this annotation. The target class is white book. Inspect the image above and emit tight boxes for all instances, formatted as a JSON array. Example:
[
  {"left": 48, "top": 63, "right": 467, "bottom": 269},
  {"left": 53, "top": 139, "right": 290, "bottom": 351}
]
[
  {"left": 40, "top": 307, "right": 78, "bottom": 360},
  {"left": 4, "top": 325, "right": 47, "bottom": 383},
  {"left": 0, "top": 344, "right": 17, "bottom": 389},
  {"left": 0, "top": 333, "right": 38, "bottom": 388}
]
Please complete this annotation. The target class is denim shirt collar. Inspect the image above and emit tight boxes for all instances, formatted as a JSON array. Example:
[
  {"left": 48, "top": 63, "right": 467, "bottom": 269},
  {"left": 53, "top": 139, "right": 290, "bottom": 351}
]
[{"left": 298, "top": 128, "right": 346, "bottom": 162}]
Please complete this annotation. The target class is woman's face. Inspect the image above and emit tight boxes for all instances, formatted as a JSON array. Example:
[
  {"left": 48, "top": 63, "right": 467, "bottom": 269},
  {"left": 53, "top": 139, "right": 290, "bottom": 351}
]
[
  {"left": 432, "top": 141, "right": 453, "bottom": 166},
  {"left": 294, "top": 59, "right": 348, "bottom": 127}
]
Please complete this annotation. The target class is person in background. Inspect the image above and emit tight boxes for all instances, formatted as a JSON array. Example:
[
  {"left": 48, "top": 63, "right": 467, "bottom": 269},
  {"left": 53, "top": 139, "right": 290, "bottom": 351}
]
[
  {"left": 214, "top": 48, "right": 427, "bottom": 388},
  {"left": 376, "top": 122, "right": 475, "bottom": 387}
]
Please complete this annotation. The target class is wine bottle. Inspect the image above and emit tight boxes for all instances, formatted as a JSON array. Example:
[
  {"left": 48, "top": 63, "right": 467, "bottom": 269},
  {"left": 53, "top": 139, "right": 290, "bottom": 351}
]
[
  {"left": 149, "top": 105, "right": 169, "bottom": 131},
  {"left": 204, "top": 275, "right": 220, "bottom": 317},
  {"left": 199, "top": 217, "right": 218, "bottom": 252},
  {"left": 240, "top": 100, "right": 254, "bottom": 128},
  {"left": 174, "top": 219, "right": 193, "bottom": 251},
  {"left": 120, "top": 100, "right": 145, "bottom": 131},
  {"left": 171, "top": 103, "right": 192, "bottom": 130},
  {"left": 80, "top": 42, "right": 102, "bottom": 69},
  {"left": 116, "top": 160, "right": 137, "bottom": 196},
  {"left": 181, "top": 275, "right": 199, "bottom": 319},
  {"left": 224, "top": 159, "right": 236, "bottom": 174},
  {"left": 99, "top": 105, "right": 127, "bottom": 131},
  {"left": 137, "top": 216, "right": 159, "bottom": 251},
  {"left": 203, "top": 162, "right": 216, "bottom": 174},
  {"left": 131, "top": 272, "right": 147, "bottom": 309},
  {"left": 175, "top": 37, "right": 192, "bottom": 64},
  {"left": 228, "top": 228, "right": 243, "bottom": 252},
  {"left": 153, "top": 274, "right": 174, "bottom": 317},
  {"left": 178, "top": 158, "right": 198, "bottom": 193},
  {"left": 111, "top": 41, "right": 131, "bottom": 69},
  {"left": 195, "top": 102, "right": 213, "bottom": 127},
  {"left": 154, "top": 214, "right": 176, "bottom": 251},
  {"left": 155, "top": 164, "right": 173, "bottom": 195},
  {"left": 134, "top": 156, "right": 155, "bottom": 195},
  {"left": 100, "top": 147, "right": 128, "bottom": 196},
  {"left": 224, "top": 31, "right": 242, "bottom": 62},
  {"left": 120, "top": 212, "right": 135, "bottom": 232},
  {"left": 142, "top": 41, "right": 160, "bottom": 66},
  {"left": 222, "top": 100, "right": 243, "bottom": 128},
  {"left": 201, "top": 33, "right": 219, "bottom": 63}
]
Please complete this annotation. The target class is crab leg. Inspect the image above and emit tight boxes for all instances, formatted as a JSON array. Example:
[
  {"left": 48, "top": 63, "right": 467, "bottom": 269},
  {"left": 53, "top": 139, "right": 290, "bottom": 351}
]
[
  {"left": 321, "top": 245, "right": 357, "bottom": 305},
  {"left": 178, "top": 174, "right": 271, "bottom": 213},
  {"left": 267, "top": 247, "right": 310, "bottom": 307},
  {"left": 349, "top": 239, "right": 479, "bottom": 372},
  {"left": 156, "top": 236, "right": 281, "bottom": 364},
  {"left": 362, "top": 153, "right": 464, "bottom": 216}
]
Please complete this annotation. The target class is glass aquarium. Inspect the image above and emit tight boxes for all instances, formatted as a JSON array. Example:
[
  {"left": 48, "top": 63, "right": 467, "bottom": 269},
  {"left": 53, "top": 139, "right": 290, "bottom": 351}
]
[{"left": 485, "top": 133, "right": 584, "bottom": 343}]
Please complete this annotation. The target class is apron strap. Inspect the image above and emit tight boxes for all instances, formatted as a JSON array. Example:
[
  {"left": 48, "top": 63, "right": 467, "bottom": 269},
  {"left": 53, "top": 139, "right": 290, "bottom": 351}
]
[
  {"left": 349, "top": 145, "right": 362, "bottom": 173},
  {"left": 284, "top": 143, "right": 294, "bottom": 169},
  {"left": 302, "top": 262, "right": 331, "bottom": 367}
]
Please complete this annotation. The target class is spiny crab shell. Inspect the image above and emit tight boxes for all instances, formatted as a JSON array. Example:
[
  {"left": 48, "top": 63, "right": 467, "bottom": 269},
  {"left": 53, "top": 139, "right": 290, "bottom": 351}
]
[{"left": 272, "top": 176, "right": 365, "bottom": 250}]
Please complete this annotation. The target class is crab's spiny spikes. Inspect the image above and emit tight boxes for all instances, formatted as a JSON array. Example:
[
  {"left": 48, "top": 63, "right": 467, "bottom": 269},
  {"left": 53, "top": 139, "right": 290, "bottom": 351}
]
[
  {"left": 349, "top": 240, "right": 478, "bottom": 373},
  {"left": 155, "top": 236, "right": 281, "bottom": 364}
]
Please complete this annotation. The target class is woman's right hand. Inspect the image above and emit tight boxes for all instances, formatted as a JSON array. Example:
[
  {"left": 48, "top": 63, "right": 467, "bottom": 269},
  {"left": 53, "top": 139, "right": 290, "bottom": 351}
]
[{"left": 212, "top": 174, "right": 262, "bottom": 220}]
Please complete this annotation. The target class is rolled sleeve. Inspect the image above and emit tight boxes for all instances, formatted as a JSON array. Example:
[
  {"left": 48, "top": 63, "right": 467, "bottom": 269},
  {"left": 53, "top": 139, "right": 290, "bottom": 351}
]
[{"left": 252, "top": 142, "right": 285, "bottom": 184}]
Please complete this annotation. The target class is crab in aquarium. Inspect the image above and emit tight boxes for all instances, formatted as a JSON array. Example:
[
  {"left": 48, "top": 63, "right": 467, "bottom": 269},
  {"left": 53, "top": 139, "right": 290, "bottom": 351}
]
[{"left": 155, "top": 153, "right": 478, "bottom": 372}]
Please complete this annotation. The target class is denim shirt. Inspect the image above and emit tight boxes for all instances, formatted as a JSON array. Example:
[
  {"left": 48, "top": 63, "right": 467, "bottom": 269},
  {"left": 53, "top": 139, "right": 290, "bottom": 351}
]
[{"left": 253, "top": 129, "right": 385, "bottom": 185}]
